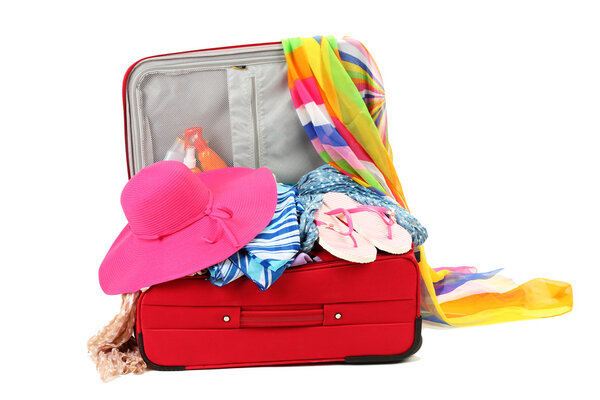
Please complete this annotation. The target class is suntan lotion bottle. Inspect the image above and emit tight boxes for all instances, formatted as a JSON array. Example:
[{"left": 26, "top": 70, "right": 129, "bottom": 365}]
[
  {"left": 163, "top": 137, "right": 185, "bottom": 162},
  {"left": 194, "top": 132, "right": 228, "bottom": 171},
  {"left": 184, "top": 147, "right": 196, "bottom": 168},
  {"left": 182, "top": 127, "right": 205, "bottom": 173}
]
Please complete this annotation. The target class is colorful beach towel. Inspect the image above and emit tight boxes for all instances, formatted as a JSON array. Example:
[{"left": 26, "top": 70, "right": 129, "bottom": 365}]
[{"left": 282, "top": 36, "right": 573, "bottom": 326}]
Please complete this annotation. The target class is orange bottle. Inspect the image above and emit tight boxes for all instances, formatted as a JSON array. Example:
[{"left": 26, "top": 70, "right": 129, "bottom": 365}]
[{"left": 193, "top": 130, "right": 228, "bottom": 171}]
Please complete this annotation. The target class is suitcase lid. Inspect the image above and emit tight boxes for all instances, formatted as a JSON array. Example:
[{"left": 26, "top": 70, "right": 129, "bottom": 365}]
[{"left": 123, "top": 42, "right": 324, "bottom": 182}]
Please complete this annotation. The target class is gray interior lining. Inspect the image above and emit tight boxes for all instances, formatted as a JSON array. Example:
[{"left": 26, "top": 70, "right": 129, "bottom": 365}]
[
  {"left": 126, "top": 45, "right": 324, "bottom": 182},
  {"left": 251, "top": 62, "right": 324, "bottom": 184},
  {"left": 227, "top": 67, "right": 256, "bottom": 169}
]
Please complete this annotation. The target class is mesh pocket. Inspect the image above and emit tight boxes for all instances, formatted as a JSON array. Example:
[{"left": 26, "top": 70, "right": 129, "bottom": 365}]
[
  {"left": 136, "top": 68, "right": 234, "bottom": 169},
  {"left": 129, "top": 57, "right": 325, "bottom": 181}
]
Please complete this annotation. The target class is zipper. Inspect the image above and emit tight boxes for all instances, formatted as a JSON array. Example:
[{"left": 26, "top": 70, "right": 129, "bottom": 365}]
[
  {"left": 249, "top": 75, "right": 260, "bottom": 168},
  {"left": 187, "top": 252, "right": 411, "bottom": 281},
  {"left": 186, "top": 258, "right": 350, "bottom": 281}
]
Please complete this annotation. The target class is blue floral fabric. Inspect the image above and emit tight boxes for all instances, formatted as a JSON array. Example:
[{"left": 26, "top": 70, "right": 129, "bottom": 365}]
[{"left": 295, "top": 165, "right": 428, "bottom": 252}]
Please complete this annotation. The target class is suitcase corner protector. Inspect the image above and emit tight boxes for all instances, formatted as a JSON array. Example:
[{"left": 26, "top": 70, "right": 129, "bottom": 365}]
[
  {"left": 137, "top": 333, "right": 186, "bottom": 371},
  {"left": 343, "top": 317, "right": 423, "bottom": 364}
]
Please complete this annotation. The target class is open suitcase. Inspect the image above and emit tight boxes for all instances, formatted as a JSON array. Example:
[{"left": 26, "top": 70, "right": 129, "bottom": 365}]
[{"left": 123, "top": 41, "right": 422, "bottom": 370}]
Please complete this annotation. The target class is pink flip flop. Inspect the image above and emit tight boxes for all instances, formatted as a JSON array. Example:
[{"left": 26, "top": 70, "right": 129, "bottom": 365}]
[
  {"left": 314, "top": 204, "right": 377, "bottom": 263},
  {"left": 322, "top": 192, "right": 413, "bottom": 255}
]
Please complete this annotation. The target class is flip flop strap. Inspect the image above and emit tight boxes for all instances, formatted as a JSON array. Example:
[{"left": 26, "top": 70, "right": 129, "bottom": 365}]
[
  {"left": 315, "top": 209, "right": 358, "bottom": 248},
  {"left": 345, "top": 205, "right": 396, "bottom": 239}
]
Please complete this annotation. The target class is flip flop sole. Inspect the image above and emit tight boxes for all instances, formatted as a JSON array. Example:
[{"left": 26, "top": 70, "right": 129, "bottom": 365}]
[{"left": 315, "top": 205, "right": 377, "bottom": 263}]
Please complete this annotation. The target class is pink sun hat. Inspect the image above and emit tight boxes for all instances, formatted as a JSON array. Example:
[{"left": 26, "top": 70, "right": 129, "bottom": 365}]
[{"left": 99, "top": 161, "right": 277, "bottom": 295}]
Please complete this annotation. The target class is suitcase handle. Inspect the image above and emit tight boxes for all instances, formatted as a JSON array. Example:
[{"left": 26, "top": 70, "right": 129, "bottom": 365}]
[{"left": 240, "top": 309, "right": 324, "bottom": 328}]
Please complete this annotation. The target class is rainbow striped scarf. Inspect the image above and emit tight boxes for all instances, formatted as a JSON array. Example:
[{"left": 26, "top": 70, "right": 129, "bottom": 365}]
[
  {"left": 283, "top": 36, "right": 572, "bottom": 326},
  {"left": 283, "top": 36, "right": 408, "bottom": 209}
]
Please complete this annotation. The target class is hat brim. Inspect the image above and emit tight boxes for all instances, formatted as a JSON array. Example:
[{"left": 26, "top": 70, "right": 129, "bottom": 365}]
[{"left": 99, "top": 167, "right": 277, "bottom": 295}]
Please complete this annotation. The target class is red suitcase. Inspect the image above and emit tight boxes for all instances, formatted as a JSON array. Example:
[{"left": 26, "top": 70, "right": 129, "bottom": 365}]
[
  {"left": 123, "top": 41, "right": 422, "bottom": 370},
  {"left": 135, "top": 250, "right": 421, "bottom": 369}
]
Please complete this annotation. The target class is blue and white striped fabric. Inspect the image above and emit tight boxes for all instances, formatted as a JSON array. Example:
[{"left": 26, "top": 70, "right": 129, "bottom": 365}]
[
  {"left": 208, "top": 184, "right": 303, "bottom": 290},
  {"left": 207, "top": 258, "right": 244, "bottom": 285}
]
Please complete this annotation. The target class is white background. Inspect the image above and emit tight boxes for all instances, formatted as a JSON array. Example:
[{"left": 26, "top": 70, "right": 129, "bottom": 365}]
[{"left": 1, "top": 1, "right": 598, "bottom": 398}]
